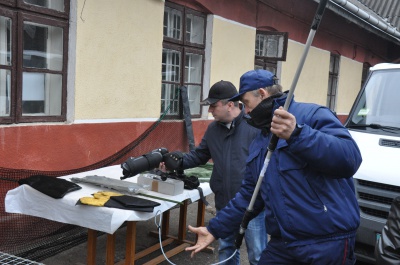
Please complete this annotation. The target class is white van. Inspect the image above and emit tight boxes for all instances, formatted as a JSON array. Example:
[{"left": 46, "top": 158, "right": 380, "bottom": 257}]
[{"left": 344, "top": 63, "right": 400, "bottom": 263}]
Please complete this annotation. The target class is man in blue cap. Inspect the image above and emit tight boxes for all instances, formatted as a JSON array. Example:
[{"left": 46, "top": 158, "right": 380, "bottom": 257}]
[
  {"left": 185, "top": 69, "right": 362, "bottom": 264},
  {"left": 162, "top": 80, "right": 267, "bottom": 264}
]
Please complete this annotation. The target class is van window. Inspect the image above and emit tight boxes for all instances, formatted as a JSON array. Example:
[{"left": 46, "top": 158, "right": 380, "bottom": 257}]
[{"left": 348, "top": 69, "right": 400, "bottom": 130}]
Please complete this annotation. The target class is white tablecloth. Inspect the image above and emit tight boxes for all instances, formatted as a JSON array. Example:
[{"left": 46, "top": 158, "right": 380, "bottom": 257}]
[{"left": 5, "top": 165, "right": 211, "bottom": 234}]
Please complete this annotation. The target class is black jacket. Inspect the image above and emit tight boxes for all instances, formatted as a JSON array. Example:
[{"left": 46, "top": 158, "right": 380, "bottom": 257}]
[
  {"left": 182, "top": 110, "right": 260, "bottom": 210},
  {"left": 375, "top": 196, "right": 400, "bottom": 265}
]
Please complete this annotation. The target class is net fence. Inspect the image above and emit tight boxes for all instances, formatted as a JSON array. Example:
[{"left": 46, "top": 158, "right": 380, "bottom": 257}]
[
  {"left": 0, "top": 252, "right": 45, "bottom": 265},
  {"left": 0, "top": 88, "right": 207, "bottom": 262}
]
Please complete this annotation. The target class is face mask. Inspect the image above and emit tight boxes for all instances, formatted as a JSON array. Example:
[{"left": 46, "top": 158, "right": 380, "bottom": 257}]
[{"left": 247, "top": 93, "right": 283, "bottom": 134}]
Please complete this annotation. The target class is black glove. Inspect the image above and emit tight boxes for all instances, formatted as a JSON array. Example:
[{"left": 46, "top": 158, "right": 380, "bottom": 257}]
[{"left": 163, "top": 151, "right": 184, "bottom": 170}]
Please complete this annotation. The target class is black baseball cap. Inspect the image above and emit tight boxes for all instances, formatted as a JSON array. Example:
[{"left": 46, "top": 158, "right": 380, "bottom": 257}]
[{"left": 200, "top": 80, "right": 238, "bottom": 105}]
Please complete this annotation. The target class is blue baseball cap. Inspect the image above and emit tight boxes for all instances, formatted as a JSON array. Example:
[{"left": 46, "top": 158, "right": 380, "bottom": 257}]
[{"left": 229, "top": 69, "right": 275, "bottom": 101}]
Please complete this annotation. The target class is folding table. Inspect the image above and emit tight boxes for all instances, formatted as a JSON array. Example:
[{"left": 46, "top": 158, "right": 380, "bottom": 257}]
[{"left": 5, "top": 165, "right": 212, "bottom": 264}]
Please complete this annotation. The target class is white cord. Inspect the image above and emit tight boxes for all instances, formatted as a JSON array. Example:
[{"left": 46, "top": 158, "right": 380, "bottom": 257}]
[
  {"left": 153, "top": 210, "right": 237, "bottom": 265},
  {"left": 211, "top": 249, "right": 238, "bottom": 265},
  {"left": 154, "top": 210, "right": 176, "bottom": 265}
]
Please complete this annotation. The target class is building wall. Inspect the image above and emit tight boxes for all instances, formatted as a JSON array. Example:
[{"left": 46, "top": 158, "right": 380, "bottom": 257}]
[
  {"left": 201, "top": 15, "right": 257, "bottom": 119},
  {"left": 1, "top": 0, "right": 395, "bottom": 172},
  {"left": 0, "top": 0, "right": 187, "bottom": 171},
  {"left": 336, "top": 57, "right": 363, "bottom": 115},
  {"left": 74, "top": 0, "right": 164, "bottom": 121},
  {"left": 209, "top": 16, "right": 255, "bottom": 90},
  {"left": 0, "top": 122, "right": 150, "bottom": 171},
  {"left": 281, "top": 40, "right": 330, "bottom": 105}
]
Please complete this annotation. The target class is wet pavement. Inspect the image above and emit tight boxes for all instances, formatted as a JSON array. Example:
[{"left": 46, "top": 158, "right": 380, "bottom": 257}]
[{"left": 42, "top": 193, "right": 250, "bottom": 265}]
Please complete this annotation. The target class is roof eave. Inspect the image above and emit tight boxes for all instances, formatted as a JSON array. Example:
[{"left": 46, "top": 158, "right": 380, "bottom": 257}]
[{"left": 316, "top": 0, "right": 400, "bottom": 44}]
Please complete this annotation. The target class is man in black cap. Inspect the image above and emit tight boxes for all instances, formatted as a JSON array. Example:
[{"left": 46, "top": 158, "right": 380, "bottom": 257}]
[{"left": 162, "top": 80, "right": 267, "bottom": 265}]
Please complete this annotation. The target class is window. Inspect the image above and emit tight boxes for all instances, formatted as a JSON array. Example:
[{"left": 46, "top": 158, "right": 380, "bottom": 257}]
[
  {"left": 23, "top": 0, "right": 65, "bottom": 13},
  {"left": 161, "top": 2, "right": 205, "bottom": 118},
  {"left": 254, "top": 30, "right": 288, "bottom": 74},
  {"left": 327, "top": 53, "right": 340, "bottom": 111},
  {"left": 0, "top": 0, "right": 69, "bottom": 124}
]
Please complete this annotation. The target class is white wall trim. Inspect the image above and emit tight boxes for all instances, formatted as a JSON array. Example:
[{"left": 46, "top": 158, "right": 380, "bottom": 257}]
[
  {"left": 66, "top": 0, "right": 78, "bottom": 124},
  {"left": 201, "top": 14, "right": 214, "bottom": 119},
  {"left": 213, "top": 15, "right": 256, "bottom": 31},
  {"left": 73, "top": 118, "right": 159, "bottom": 124}
]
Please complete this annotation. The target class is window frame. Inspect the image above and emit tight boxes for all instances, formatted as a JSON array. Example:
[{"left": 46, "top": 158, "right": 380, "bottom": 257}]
[
  {"left": 254, "top": 60, "right": 278, "bottom": 75},
  {"left": 1, "top": 0, "right": 15, "bottom": 7},
  {"left": 18, "top": 0, "right": 69, "bottom": 19},
  {"left": 254, "top": 30, "right": 288, "bottom": 75},
  {"left": 0, "top": 2, "right": 69, "bottom": 124},
  {"left": 161, "top": 1, "right": 206, "bottom": 119},
  {"left": 327, "top": 53, "right": 340, "bottom": 111},
  {"left": 0, "top": 8, "right": 17, "bottom": 123},
  {"left": 162, "top": 43, "right": 183, "bottom": 118},
  {"left": 183, "top": 46, "right": 205, "bottom": 117},
  {"left": 255, "top": 30, "right": 288, "bottom": 61},
  {"left": 183, "top": 8, "right": 206, "bottom": 49}
]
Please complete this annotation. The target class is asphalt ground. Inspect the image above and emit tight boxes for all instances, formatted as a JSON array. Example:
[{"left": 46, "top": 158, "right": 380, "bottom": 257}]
[
  {"left": 40, "top": 192, "right": 370, "bottom": 265},
  {"left": 42, "top": 193, "right": 250, "bottom": 265}
]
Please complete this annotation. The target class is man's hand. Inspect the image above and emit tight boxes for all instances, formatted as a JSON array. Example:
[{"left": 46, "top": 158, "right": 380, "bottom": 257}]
[
  {"left": 185, "top": 225, "right": 216, "bottom": 258},
  {"left": 271, "top": 106, "right": 297, "bottom": 140},
  {"left": 158, "top": 162, "right": 167, "bottom": 172}
]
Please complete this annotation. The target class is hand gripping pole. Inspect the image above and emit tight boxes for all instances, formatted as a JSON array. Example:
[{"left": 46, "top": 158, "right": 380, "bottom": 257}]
[{"left": 235, "top": 0, "right": 329, "bottom": 249}]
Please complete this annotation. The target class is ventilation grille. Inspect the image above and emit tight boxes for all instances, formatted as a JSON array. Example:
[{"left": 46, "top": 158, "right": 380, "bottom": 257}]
[
  {"left": 357, "top": 179, "right": 400, "bottom": 219},
  {"left": 358, "top": 179, "right": 400, "bottom": 193},
  {"left": 380, "top": 138, "right": 400, "bottom": 148}
]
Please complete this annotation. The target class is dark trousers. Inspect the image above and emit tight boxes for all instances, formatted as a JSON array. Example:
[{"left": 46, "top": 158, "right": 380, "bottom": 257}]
[{"left": 258, "top": 237, "right": 356, "bottom": 265}]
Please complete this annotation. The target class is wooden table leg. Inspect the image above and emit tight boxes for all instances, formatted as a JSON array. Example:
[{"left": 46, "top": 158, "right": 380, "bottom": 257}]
[
  {"left": 87, "top": 229, "right": 97, "bottom": 265},
  {"left": 106, "top": 233, "right": 116, "bottom": 265},
  {"left": 178, "top": 200, "right": 188, "bottom": 242},
  {"left": 197, "top": 198, "right": 205, "bottom": 227},
  {"left": 161, "top": 210, "right": 170, "bottom": 238},
  {"left": 124, "top": 222, "right": 137, "bottom": 265}
]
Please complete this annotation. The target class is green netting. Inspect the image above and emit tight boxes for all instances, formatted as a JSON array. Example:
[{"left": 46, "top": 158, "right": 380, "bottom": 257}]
[{"left": 184, "top": 163, "right": 213, "bottom": 182}]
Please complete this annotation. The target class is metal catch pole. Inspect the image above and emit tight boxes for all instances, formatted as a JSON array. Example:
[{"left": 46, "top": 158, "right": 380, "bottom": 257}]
[{"left": 235, "top": 0, "right": 329, "bottom": 249}]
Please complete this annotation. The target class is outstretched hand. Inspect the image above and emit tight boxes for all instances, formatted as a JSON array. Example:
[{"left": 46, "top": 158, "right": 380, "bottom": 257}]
[{"left": 185, "top": 225, "right": 216, "bottom": 258}]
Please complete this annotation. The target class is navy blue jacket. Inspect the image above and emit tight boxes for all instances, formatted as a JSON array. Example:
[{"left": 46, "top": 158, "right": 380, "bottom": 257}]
[
  {"left": 208, "top": 95, "right": 362, "bottom": 247},
  {"left": 182, "top": 110, "right": 260, "bottom": 210}
]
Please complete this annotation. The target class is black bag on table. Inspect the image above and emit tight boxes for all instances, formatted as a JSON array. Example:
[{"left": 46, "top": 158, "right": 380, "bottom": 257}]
[
  {"left": 105, "top": 195, "right": 161, "bottom": 212},
  {"left": 18, "top": 175, "right": 82, "bottom": 199}
]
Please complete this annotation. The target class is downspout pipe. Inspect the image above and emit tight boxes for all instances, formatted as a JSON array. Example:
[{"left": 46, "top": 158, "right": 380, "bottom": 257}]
[{"left": 329, "top": 0, "right": 400, "bottom": 41}]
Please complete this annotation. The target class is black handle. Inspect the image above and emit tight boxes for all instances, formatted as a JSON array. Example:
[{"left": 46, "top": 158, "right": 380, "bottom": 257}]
[
  {"left": 268, "top": 134, "right": 280, "bottom": 152},
  {"left": 235, "top": 209, "right": 254, "bottom": 249},
  {"left": 235, "top": 232, "right": 245, "bottom": 249}
]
